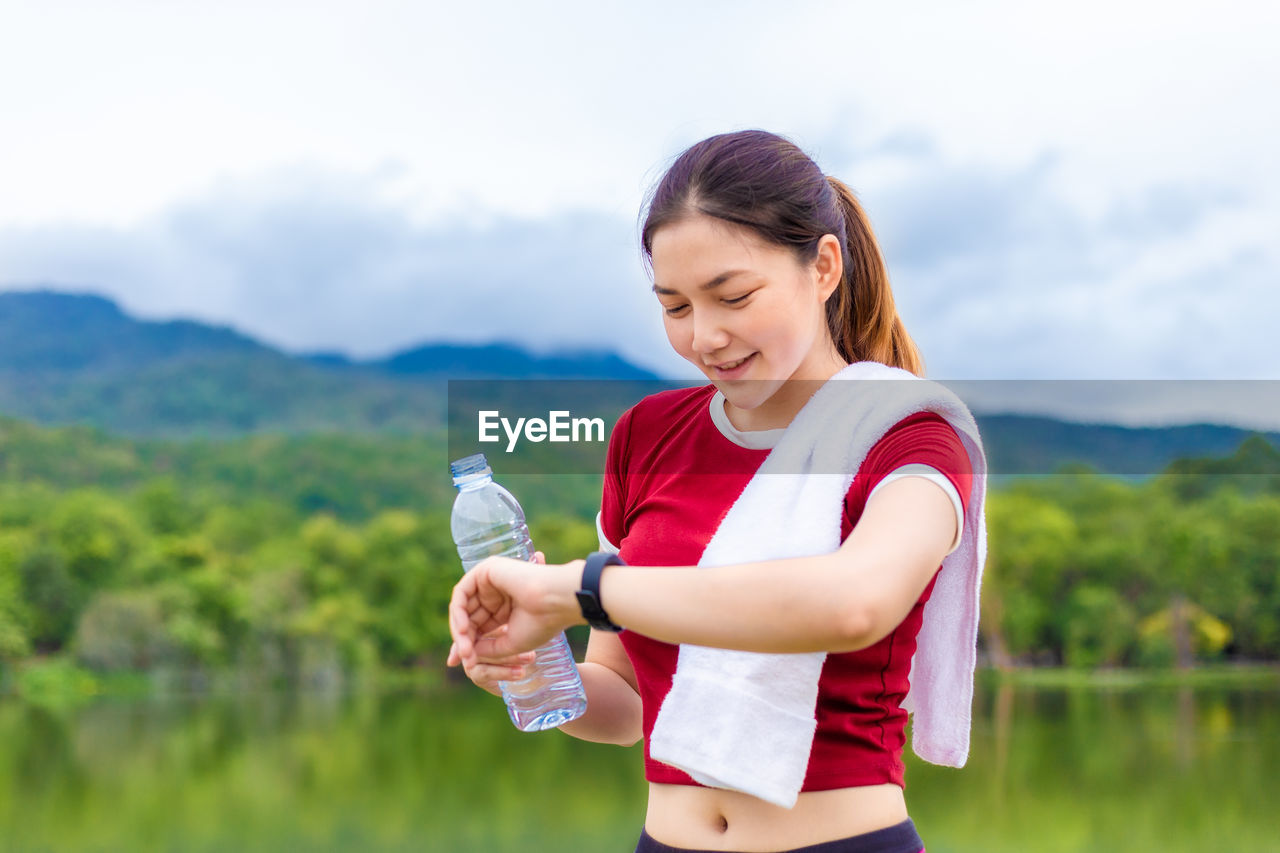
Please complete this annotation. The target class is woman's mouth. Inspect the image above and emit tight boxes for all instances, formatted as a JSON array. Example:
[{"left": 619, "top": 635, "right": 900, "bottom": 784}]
[{"left": 709, "top": 352, "right": 757, "bottom": 378}]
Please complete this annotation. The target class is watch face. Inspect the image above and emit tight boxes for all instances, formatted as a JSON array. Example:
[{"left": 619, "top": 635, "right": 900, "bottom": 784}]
[
  {"left": 575, "top": 591, "right": 621, "bottom": 632},
  {"left": 579, "top": 553, "right": 623, "bottom": 631}
]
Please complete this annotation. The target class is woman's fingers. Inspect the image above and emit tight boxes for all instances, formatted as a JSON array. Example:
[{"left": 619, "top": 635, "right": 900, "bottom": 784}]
[
  {"left": 449, "top": 585, "right": 538, "bottom": 671},
  {"left": 472, "top": 651, "right": 536, "bottom": 669},
  {"left": 473, "top": 629, "right": 523, "bottom": 660},
  {"left": 449, "top": 581, "right": 478, "bottom": 661},
  {"left": 472, "top": 628, "right": 537, "bottom": 667},
  {"left": 470, "top": 662, "right": 528, "bottom": 683},
  {"left": 449, "top": 640, "right": 521, "bottom": 669},
  {"left": 456, "top": 631, "right": 539, "bottom": 693},
  {"left": 483, "top": 649, "right": 537, "bottom": 666}
]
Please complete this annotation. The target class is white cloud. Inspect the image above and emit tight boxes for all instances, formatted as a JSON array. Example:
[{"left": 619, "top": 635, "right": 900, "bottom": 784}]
[
  {"left": 1, "top": 141, "right": 1273, "bottom": 383},
  {"left": 0, "top": 0, "right": 1276, "bottom": 382},
  {"left": 0, "top": 165, "right": 680, "bottom": 375},
  {"left": 1, "top": 0, "right": 1276, "bottom": 228}
]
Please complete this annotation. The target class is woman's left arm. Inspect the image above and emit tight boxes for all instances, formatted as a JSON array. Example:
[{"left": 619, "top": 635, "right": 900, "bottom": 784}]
[{"left": 450, "top": 476, "right": 956, "bottom": 666}]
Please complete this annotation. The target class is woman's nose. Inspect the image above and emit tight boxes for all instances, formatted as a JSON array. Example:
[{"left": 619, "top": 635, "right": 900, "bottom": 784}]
[{"left": 690, "top": 310, "right": 731, "bottom": 354}]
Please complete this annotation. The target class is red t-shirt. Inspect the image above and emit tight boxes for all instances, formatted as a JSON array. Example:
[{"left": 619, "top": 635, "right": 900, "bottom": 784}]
[{"left": 599, "top": 383, "right": 973, "bottom": 790}]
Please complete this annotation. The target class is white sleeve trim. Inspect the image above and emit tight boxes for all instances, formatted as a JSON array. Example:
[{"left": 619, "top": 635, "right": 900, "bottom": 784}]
[
  {"left": 866, "top": 463, "right": 964, "bottom": 555},
  {"left": 595, "top": 511, "right": 621, "bottom": 555}
]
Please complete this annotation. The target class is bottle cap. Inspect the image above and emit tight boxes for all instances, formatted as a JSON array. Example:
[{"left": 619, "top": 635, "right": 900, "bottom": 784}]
[{"left": 450, "top": 453, "right": 493, "bottom": 487}]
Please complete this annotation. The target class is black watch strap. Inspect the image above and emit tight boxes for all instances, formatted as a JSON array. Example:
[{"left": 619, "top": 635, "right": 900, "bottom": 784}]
[{"left": 576, "top": 551, "right": 625, "bottom": 632}]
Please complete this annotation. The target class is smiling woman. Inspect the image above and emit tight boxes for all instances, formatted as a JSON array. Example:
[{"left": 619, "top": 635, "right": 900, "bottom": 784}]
[{"left": 448, "top": 130, "right": 987, "bottom": 853}]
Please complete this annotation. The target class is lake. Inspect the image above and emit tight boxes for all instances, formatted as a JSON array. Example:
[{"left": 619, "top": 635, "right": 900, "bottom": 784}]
[{"left": 1, "top": 679, "right": 1276, "bottom": 852}]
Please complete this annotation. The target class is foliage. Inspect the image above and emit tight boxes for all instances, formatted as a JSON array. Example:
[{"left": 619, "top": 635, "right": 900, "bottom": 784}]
[
  {"left": 0, "top": 412, "right": 1278, "bottom": 685},
  {"left": 73, "top": 589, "right": 180, "bottom": 671},
  {"left": 0, "top": 429, "right": 602, "bottom": 684},
  {"left": 13, "top": 657, "right": 101, "bottom": 710},
  {"left": 982, "top": 466, "right": 1280, "bottom": 669},
  {"left": 0, "top": 532, "right": 31, "bottom": 660}
]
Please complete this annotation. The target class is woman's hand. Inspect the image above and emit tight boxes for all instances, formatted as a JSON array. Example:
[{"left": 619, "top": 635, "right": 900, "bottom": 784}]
[
  {"left": 446, "top": 625, "right": 538, "bottom": 697},
  {"left": 448, "top": 551, "right": 584, "bottom": 675},
  {"left": 446, "top": 551, "right": 555, "bottom": 696}
]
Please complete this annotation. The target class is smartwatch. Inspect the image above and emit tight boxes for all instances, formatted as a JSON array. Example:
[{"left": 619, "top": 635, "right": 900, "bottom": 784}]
[{"left": 576, "top": 551, "right": 625, "bottom": 632}]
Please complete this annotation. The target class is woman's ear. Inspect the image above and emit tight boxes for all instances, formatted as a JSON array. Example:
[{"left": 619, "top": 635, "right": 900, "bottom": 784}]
[{"left": 813, "top": 234, "right": 843, "bottom": 303}]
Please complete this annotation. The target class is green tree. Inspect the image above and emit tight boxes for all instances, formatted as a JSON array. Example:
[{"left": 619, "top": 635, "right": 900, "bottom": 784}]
[
  {"left": 50, "top": 490, "right": 141, "bottom": 589},
  {"left": 1062, "top": 584, "right": 1136, "bottom": 668},
  {"left": 134, "top": 478, "right": 200, "bottom": 536},
  {"left": 0, "top": 531, "right": 32, "bottom": 659},
  {"left": 1141, "top": 493, "right": 1233, "bottom": 668},
  {"left": 73, "top": 589, "right": 178, "bottom": 671},
  {"left": 984, "top": 489, "right": 1078, "bottom": 663},
  {"left": 19, "top": 545, "right": 82, "bottom": 650}
]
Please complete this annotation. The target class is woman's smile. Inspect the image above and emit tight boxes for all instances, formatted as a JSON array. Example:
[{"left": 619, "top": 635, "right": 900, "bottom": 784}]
[{"left": 708, "top": 352, "right": 758, "bottom": 379}]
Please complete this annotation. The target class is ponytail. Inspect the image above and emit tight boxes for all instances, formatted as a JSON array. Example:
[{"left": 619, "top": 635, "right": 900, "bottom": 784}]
[{"left": 825, "top": 176, "right": 925, "bottom": 377}]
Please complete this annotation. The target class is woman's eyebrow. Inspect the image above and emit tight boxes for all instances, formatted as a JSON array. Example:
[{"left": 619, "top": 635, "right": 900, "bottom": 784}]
[{"left": 652, "top": 269, "right": 750, "bottom": 296}]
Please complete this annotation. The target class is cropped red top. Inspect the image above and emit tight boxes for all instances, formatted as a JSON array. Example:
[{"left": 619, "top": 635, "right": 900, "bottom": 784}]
[{"left": 598, "top": 384, "right": 973, "bottom": 791}]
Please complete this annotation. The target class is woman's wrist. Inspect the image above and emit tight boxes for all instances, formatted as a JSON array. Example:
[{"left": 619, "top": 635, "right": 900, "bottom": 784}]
[{"left": 545, "top": 559, "right": 588, "bottom": 629}]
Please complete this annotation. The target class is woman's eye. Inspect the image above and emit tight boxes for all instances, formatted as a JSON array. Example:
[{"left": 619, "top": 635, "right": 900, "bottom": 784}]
[
  {"left": 664, "top": 304, "right": 688, "bottom": 316},
  {"left": 724, "top": 294, "right": 750, "bottom": 305}
]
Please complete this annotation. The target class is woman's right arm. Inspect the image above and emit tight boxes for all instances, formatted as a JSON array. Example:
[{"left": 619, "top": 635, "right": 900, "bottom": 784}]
[{"left": 558, "top": 629, "right": 642, "bottom": 747}]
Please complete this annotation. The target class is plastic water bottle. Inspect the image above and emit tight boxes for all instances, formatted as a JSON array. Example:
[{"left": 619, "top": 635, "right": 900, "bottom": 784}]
[{"left": 449, "top": 453, "right": 588, "bottom": 732}]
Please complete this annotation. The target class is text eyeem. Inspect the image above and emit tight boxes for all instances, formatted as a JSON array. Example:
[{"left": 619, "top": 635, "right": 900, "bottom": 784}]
[{"left": 478, "top": 410, "right": 606, "bottom": 452}]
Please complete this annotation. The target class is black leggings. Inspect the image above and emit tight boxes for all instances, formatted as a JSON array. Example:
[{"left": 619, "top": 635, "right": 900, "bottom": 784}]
[{"left": 634, "top": 818, "right": 925, "bottom": 853}]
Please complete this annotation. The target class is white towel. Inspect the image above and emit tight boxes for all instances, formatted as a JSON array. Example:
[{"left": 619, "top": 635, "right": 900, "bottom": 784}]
[{"left": 648, "top": 361, "right": 988, "bottom": 807}]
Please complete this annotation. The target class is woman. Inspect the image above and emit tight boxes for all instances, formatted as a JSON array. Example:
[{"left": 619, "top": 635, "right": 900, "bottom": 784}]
[{"left": 448, "top": 129, "right": 984, "bottom": 853}]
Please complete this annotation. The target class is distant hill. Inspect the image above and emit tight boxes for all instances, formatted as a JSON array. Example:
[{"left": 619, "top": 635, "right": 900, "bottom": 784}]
[
  {"left": 369, "top": 342, "right": 658, "bottom": 381},
  {"left": 0, "top": 290, "right": 266, "bottom": 371},
  {"left": 302, "top": 343, "right": 660, "bottom": 380},
  {"left": 2, "top": 289, "right": 1278, "bottom": 478},
  {"left": 977, "top": 414, "right": 1280, "bottom": 477},
  {"left": 0, "top": 289, "right": 660, "bottom": 435}
]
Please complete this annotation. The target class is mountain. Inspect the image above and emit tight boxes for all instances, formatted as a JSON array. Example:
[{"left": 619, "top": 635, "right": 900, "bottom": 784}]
[
  {"left": 302, "top": 342, "right": 659, "bottom": 380},
  {"left": 2, "top": 289, "right": 1277, "bottom": 477},
  {"left": 0, "top": 290, "right": 266, "bottom": 371},
  {"left": 977, "top": 414, "right": 1280, "bottom": 477},
  {"left": 0, "top": 289, "right": 658, "bottom": 435},
  {"left": 369, "top": 342, "right": 658, "bottom": 381}
]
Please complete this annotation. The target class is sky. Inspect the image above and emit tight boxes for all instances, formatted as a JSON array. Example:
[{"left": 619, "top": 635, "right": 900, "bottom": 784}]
[{"left": 1, "top": 0, "right": 1278, "bottom": 406}]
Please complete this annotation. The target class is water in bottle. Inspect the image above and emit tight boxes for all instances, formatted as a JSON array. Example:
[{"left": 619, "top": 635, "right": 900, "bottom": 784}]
[{"left": 449, "top": 453, "right": 588, "bottom": 731}]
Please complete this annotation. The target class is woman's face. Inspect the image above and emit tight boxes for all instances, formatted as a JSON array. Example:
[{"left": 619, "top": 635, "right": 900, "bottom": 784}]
[{"left": 649, "top": 214, "right": 846, "bottom": 428}]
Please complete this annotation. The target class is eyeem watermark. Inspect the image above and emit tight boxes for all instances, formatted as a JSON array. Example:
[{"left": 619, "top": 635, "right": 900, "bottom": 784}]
[{"left": 478, "top": 410, "right": 606, "bottom": 452}]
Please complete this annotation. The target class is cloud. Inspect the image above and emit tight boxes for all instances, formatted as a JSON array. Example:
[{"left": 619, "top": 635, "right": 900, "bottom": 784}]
[
  {"left": 0, "top": 146, "right": 1275, "bottom": 384},
  {"left": 822, "top": 139, "right": 1274, "bottom": 379},
  {"left": 0, "top": 166, "right": 680, "bottom": 374}
]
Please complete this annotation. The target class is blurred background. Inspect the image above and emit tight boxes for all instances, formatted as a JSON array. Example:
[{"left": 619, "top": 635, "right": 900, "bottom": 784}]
[{"left": 1, "top": 1, "right": 1277, "bottom": 850}]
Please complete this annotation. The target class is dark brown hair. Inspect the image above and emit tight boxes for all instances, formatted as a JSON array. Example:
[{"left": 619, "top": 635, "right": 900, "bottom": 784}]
[{"left": 641, "top": 130, "right": 924, "bottom": 376}]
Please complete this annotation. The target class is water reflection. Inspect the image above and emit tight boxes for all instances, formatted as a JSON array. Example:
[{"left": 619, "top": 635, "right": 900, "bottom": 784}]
[
  {"left": 1, "top": 682, "right": 1276, "bottom": 852},
  {"left": 910, "top": 681, "right": 1278, "bottom": 852}
]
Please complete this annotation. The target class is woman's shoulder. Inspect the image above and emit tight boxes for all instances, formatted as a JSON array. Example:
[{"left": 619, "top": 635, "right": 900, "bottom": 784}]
[
  {"left": 622, "top": 383, "right": 716, "bottom": 428},
  {"left": 869, "top": 410, "right": 968, "bottom": 471},
  {"left": 856, "top": 409, "right": 973, "bottom": 515},
  {"left": 884, "top": 409, "right": 952, "bottom": 435},
  {"left": 606, "top": 383, "right": 716, "bottom": 461}
]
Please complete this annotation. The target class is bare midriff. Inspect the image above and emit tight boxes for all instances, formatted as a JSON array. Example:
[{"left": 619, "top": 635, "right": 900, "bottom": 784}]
[{"left": 644, "top": 782, "right": 909, "bottom": 852}]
